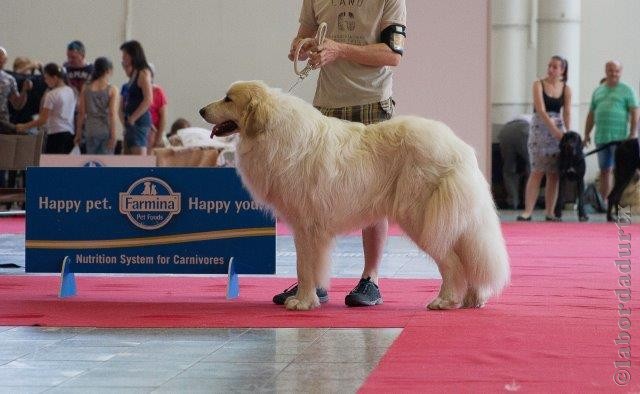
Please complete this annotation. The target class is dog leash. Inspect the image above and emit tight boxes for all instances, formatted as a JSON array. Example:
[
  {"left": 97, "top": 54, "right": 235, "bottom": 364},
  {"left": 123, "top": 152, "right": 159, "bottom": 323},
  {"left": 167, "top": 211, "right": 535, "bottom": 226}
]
[
  {"left": 583, "top": 140, "right": 621, "bottom": 157},
  {"left": 288, "top": 22, "right": 328, "bottom": 93}
]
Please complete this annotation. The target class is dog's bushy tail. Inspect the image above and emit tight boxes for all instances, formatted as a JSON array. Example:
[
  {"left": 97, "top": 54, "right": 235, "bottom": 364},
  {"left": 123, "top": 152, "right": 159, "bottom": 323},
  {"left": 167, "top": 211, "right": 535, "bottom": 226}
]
[
  {"left": 461, "top": 201, "right": 511, "bottom": 299},
  {"left": 454, "top": 165, "right": 511, "bottom": 298},
  {"left": 419, "top": 163, "right": 510, "bottom": 298},
  {"left": 418, "top": 164, "right": 475, "bottom": 260}
]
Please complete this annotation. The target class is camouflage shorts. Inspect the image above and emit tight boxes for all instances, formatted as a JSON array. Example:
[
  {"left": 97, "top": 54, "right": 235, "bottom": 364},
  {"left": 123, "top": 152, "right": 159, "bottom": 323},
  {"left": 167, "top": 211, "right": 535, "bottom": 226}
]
[{"left": 316, "top": 98, "right": 395, "bottom": 125}]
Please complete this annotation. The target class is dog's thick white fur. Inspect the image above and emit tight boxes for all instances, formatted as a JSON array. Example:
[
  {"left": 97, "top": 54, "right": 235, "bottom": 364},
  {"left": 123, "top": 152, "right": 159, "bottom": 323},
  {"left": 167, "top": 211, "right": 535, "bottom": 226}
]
[{"left": 200, "top": 81, "right": 510, "bottom": 311}]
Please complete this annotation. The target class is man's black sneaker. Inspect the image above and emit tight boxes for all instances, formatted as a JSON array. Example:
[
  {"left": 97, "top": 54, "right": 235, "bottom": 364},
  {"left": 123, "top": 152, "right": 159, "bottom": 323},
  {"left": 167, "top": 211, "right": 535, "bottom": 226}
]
[
  {"left": 345, "top": 277, "right": 383, "bottom": 307},
  {"left": 272, "top": 283, "right": 329, "bottom": 305}
]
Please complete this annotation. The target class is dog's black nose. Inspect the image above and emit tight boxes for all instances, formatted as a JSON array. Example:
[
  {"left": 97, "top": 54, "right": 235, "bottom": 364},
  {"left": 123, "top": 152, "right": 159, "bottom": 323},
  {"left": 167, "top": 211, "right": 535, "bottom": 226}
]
[{"left": 199, "top": 108, "right": 206, "bottom": 118}]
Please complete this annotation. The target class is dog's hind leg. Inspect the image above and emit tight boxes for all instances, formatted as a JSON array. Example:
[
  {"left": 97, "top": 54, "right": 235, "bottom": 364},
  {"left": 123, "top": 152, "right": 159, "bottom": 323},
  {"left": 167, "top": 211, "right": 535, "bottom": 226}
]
[
  {"left": 608, "top": 168, "right": 636, "bottom": 222},
  {"left": 462, "top": 287, "right": 489, "bottom": 309},
  {"left": 285, "top": 231, "right": 332, "bottom": 311},
  {"left": 456, "top": 237, "right": 491, "bottom": 309},
  {"left": 427, "top": 251, "right": 466, "bottom": 310},
  {"left": 577, "top": 178, "right": 588, "bottom": 221},
  {"left": 607, "top": 175, "right": 633, "bottom": 222},
  {"left": 608, "top": 140, "right": 640, "bottom": 221}
]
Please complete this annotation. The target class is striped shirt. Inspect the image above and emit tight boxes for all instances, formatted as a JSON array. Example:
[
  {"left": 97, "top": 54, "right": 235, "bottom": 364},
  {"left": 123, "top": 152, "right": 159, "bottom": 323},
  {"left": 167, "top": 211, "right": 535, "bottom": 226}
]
[{"left": 590, "top": 82, "right": 638, "bottom": 144}]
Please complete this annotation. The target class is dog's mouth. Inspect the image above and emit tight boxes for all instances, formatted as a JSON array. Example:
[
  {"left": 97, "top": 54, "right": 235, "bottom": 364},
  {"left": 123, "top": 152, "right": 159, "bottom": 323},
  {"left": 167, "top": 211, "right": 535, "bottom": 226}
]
[{"left": 210, "top": 121, "right": 239, "bottom": 138}]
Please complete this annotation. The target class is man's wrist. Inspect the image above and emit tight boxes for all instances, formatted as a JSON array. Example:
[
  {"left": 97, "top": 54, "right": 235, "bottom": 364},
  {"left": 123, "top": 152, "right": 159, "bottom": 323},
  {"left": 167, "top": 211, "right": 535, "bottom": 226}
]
[
  {"left": 335, "top": 41, "right": 348, "bottom": 60},
  {"left": 339, "top": 42, "right": 348, "bottom": 59}
]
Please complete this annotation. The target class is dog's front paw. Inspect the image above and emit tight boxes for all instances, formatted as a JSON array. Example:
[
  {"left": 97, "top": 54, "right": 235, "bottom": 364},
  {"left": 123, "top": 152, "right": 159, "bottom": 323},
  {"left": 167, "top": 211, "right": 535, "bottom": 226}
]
[
  {"left": 427, "top": 296, "right": 461, "bottom": 310},
  {"left": 284, "top": 296, "right": 320, "bottom": 311}
]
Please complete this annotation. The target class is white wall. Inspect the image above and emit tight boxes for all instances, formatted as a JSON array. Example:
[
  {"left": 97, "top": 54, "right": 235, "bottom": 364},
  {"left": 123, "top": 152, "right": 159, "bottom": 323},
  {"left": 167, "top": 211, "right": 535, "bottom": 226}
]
[
  {"left": 396, "top": 0, "right": 490, "bottom": 174},
  {"left": 580, "top": 0, "right": 640, "bottom": 120},
  {"left": 0, "top": 0, "right": 491, "bottom": 174},
  {"left": 128, "top": 0, "right": 314, "bottom": 126},
  {"left": 1, "top": 1, "right": 127, "bottom": 77}
]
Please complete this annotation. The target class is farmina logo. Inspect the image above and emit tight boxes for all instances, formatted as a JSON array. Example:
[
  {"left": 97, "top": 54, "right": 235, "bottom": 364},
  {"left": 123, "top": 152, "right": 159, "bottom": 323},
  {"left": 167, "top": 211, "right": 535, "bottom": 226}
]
[{"left": 119, "top": 177, "right": 181, "bottom": 230}]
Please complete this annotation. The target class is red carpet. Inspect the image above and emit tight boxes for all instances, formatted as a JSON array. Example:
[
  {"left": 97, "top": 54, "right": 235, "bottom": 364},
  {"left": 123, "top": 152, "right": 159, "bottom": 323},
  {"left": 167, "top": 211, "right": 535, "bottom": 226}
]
[
  {"left": 1, "top": 221, "right": 638, "bottom": 391},
  {"left": 360, "top": 222, "right": 640, "bottom": 392},
  {"left": 0, "top": 276, "right": 433, "bottom": 328},
  {"left": 0, "top": 216, "right": 25, "bottom": 234}
]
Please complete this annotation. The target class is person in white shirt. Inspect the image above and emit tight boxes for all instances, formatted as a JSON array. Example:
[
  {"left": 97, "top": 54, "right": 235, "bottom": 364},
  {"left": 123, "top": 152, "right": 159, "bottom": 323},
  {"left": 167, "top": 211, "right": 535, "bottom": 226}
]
[{"left": 17, "top": 63, "right": 76, "bottom": 153}]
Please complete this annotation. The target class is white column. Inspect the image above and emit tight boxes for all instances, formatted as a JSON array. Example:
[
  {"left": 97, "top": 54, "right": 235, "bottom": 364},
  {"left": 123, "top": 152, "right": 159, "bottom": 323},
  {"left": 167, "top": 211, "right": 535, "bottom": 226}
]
[
  {"left": 124, "top": 0, "right": 133, "bottom": 42},
  {"left": 537, "top": 0, "right": 581, "bottom": 131},
  {"left": 491, "top": 0, "right": 531, "bottom": 126}
]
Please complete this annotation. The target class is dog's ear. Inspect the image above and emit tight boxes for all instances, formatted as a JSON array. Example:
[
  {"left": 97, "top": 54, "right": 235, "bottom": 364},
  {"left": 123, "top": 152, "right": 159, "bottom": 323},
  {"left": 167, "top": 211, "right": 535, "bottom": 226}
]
[
  {"left": 242, "top": 99, "right": 263, "bottom": 138},
  {"left": 240, "top": 85, "right": 274, "bottom": 138}
]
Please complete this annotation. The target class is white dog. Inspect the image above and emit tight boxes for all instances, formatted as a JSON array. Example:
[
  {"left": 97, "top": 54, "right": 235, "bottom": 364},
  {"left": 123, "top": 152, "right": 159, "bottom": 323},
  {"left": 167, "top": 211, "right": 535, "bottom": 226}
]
[{"left": 200, "top": 81, "right": 510, "bottom": 311}]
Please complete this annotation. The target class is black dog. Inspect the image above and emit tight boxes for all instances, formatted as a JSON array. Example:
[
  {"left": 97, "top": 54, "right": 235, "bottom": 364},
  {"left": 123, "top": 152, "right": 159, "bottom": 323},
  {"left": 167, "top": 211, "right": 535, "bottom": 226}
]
[
  {"left": 554, "top": 131, "right": 588, "bottom": 221},
  {"left": 607, "top": 138, "right": 640, "bottom": 222},
  {"left": 0, "top": 119, "right": 16, "bottom": 134}
]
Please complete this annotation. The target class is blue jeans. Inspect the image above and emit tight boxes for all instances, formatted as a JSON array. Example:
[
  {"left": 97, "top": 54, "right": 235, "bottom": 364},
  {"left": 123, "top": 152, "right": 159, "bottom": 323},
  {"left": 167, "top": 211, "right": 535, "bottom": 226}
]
[
  {"left": 124, "top": 123, "right": 150, "bottom": 148},
  {"left": 596, "top": 142, "right": 617, "bottom": 170},
  {"left": 85, "top": 134, "right": 112, "bottom": 154}
]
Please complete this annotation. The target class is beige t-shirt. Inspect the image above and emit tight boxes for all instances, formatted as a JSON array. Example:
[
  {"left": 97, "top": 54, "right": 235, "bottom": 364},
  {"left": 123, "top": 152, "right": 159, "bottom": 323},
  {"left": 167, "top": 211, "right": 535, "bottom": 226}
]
[{"left": 299, "top": 0, "right": 406, "bottom": 108}]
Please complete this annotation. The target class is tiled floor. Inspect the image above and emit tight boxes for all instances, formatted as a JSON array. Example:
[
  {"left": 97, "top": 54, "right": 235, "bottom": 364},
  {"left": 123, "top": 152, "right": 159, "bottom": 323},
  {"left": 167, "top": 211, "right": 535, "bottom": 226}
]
[
  {"left": 0, "top": 209, "right": 608, "bottom": 393},
  {"left": 0, "top": 326, "right": 400, "bottom": 393}
]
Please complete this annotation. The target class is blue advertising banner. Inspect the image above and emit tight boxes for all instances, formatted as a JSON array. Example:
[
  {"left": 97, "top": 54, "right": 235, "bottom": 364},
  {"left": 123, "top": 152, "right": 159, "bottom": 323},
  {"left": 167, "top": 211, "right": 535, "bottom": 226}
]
[{"left": 25, "top": 167, "right": 275, "bottom": 275}]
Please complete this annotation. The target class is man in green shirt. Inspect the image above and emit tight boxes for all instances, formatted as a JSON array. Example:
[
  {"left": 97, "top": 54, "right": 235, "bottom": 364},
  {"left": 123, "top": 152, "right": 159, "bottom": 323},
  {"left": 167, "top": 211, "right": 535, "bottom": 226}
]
[{"left": 584, "top": 60, "right": 638, "bottom": 205}]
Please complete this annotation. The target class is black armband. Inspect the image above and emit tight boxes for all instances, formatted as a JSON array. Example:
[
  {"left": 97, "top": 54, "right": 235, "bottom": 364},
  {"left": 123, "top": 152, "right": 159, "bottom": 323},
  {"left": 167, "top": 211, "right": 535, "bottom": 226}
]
[{"left": 381, "top": 24, "right": 406, "bottom": 55}]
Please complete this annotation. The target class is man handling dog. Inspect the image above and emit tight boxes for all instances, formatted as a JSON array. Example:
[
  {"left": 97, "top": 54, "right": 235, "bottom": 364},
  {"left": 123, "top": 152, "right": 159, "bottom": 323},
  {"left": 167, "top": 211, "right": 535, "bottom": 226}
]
[
  {"left": 272, "top": 0, "right": 407, "bottom": 307},
  {"left": 584, "top": 61, "right": 638, "bottom": 207}
]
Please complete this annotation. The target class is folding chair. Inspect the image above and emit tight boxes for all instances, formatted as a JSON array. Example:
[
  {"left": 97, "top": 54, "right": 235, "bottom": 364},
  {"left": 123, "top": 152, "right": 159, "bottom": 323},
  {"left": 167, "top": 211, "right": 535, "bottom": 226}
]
[{"left": 0, "top": 131, "right": 45, "bottom": 204}]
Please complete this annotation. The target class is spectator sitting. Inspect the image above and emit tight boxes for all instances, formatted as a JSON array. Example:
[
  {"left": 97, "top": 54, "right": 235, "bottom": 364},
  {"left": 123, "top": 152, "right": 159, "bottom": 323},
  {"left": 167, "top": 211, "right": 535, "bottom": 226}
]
[{"left": 167, "top": 117, "right": 190, "bottom": 146}]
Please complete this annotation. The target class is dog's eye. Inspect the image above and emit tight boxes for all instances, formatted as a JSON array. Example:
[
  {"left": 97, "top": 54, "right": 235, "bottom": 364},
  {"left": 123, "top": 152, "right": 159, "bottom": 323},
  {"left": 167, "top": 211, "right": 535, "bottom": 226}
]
[{"left": 224, "top": 96, "right": 232, "bottom": 102}]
